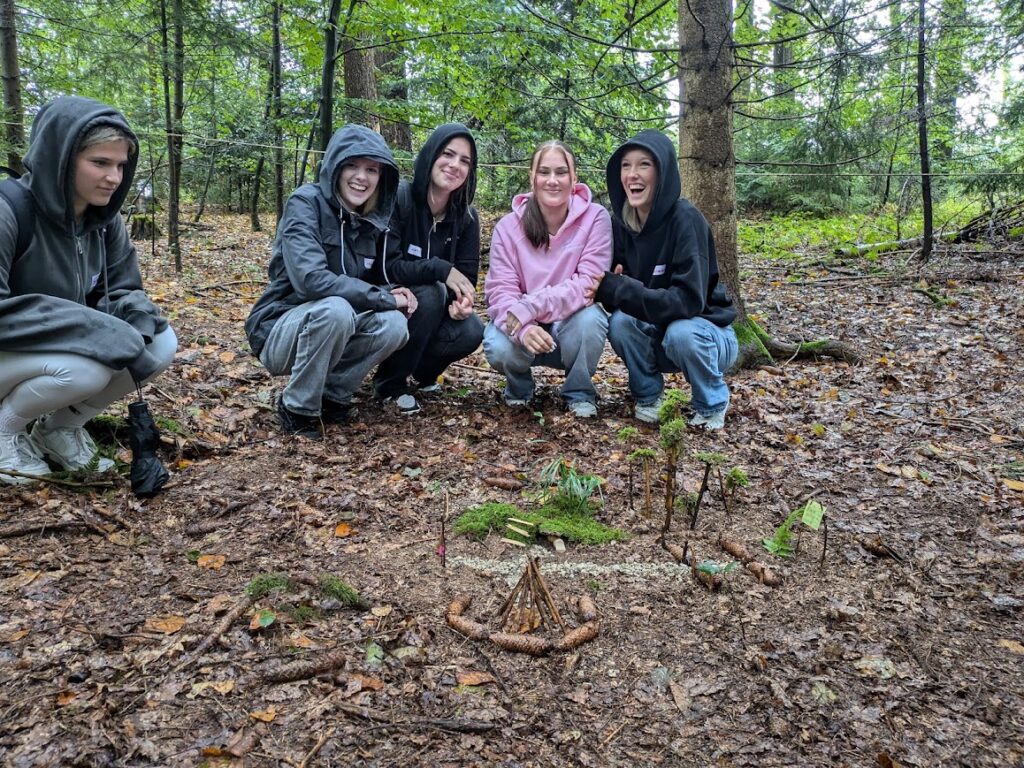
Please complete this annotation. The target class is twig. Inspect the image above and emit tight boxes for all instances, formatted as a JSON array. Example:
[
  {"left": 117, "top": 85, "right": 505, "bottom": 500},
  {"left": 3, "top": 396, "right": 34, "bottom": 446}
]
[
  {"left": 334, "top": 701, "right": 494, "bottom": 733},
  {"left": 716, "top": 467, "right": 731, "bottom": 516},
  {"left": 0, "top": 467, "right": 117, "bottom": 488},
  {"left": 0, "top": 519, "right": 94, "bottom": 539},
  {"left": 173, "top": 593, "right": 256, "bottom": 672},
  {"left": 297, "top": 727, "right": 335, "bottom": 768}
]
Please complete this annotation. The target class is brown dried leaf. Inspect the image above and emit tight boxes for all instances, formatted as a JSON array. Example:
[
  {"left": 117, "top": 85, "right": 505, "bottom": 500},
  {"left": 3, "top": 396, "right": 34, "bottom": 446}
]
[
  {"left": 249, "top": 706, "right": 278, "bottom": 723},
  {"left": 457, "top": 670, "right": 496, "bottom": 687},
  {"left": 197, "top": 554, "right": 226, "bottom": 570},
  {"left": 144, "top": 614, "right": 186, "bottom": 634}
]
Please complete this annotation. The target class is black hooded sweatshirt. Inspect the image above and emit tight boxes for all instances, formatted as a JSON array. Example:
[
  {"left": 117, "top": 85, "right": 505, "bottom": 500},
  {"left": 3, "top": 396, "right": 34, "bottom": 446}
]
[
  {"left": 385, "top": 123, "right": 480, "bottom": 291},
  {"left": 595, "top": 129, "right": 735, "bottom": 329}
]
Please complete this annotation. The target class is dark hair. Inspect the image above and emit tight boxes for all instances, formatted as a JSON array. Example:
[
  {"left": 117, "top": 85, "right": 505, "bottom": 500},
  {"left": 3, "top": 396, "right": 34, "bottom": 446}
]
[
  {"left": 521, "top": 140, "right": 576, "bottom": 250},
  {"left": 439, "top": 133, "right": 477, "bottom": 218}
]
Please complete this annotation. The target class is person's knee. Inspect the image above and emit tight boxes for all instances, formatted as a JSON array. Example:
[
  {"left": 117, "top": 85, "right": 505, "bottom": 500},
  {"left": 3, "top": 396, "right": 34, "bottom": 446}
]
[
  {"left": 662, "top": 319, "right": 710, "bottom": 364},
  {"left": 482, "top": 323, "right": 520, "bottom": 370},
  {"left": 309, "top": 296, "right": 357, "bottom": 338},
  {"left": 148, "top": 326, "right": 178, "bottom": 375}
]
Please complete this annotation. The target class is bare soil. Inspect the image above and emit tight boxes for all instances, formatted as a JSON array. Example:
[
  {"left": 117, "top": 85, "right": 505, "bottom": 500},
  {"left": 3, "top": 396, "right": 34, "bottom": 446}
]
[{"left": 1, "top": 215, "right": 1022, "bottom": 767}]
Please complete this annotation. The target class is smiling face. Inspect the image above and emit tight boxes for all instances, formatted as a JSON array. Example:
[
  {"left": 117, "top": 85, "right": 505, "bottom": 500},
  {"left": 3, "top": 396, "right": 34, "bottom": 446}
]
[
  {"left": 430, "top": 136, "right": 473, "bottom": 200},
  {"left": 620, "top": 148, "right": 657, "bottom": 221},
  {"left": 337, "top": 157, "right": 381, "bottom": 211},
  {"left": 530, "top": 146, "right": 576, "bottom": 214},
  {"left": 72, "top": 139, "right": 130, "bottom": 219}
]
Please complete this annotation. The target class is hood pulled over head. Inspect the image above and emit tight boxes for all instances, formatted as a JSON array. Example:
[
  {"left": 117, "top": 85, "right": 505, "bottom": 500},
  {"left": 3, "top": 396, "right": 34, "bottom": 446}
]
[
  {"left": 23, "top": 95, "right": 139, "bottom": 232},
  {"left": 606, "top": 129, "right": 681, "bottom": 232},
  {"left": 411, "top": 123, "right": 477, "bottom": 219},
  {"left": 319, "top": 124, "right": 399, "bottom": 230}
]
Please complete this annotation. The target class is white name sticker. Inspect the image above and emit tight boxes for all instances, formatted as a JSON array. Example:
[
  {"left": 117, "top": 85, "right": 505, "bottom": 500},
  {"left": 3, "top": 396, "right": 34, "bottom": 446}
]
[
  {"left": 90, "top": 273, "right": 100, "bottom": 289},
  {"left": 363, "top": 257, "right": 375, "bottom": 269},
  {"left": 408, "top": 244, "right": 423, "bottom": 258},
  {"left": 653, "top": 264, "right": 666, "bottom": 276}
]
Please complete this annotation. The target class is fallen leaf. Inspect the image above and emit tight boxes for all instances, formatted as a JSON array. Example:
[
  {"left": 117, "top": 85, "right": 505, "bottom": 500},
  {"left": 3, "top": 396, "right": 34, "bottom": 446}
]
[
  {"left": 288, "top": 632, "right": 314, "bottom": 648},
  {"left": 218, "top": 351, "right": 236, "bottom": 363},
  {"left": 457, "top": 670, "right": 496, "bottom": 687},
  {"left": 206, "top": 593, "right": 234, "bottom": 614},
  {"left": 56, "top": 690, "right": 77, "bottom": 706},
  {"left": 1002, "top": 478, "right": 1024, "bottom": 492},
  {"left": 191, "top": 680, "right": 235, "bottom": 696},
  {"left": 249, "top": 706, "right": 278, "bottom": 722},
  {"left": 997, "top": 639, "right": 1024, "bottom": 655},
  {"left": 371, "top": 605, "right": 392, "bottom": 618},
  {"left": 352, "top": 673, "right": 385, "bottom": 690},
  {"left": 249, "top": 609, "right": 276, "bottom": 631},
  {"left": 197, "top": 554, "right": 226, "bottom": 570},
  {"left": 668, "top": 680, "right": 689, "bottom": 712},
  {"left": 854, "top": 655, "right": 896, "bottom": 679},
  {"left": 144, "top": 614, "right": 186, "bottom": 634},
  {"left": 1, "top": 570, "right": 41, "bottom": 592},
  {"left": 335, "top": 522, "right": 355, "bottom": 538}
]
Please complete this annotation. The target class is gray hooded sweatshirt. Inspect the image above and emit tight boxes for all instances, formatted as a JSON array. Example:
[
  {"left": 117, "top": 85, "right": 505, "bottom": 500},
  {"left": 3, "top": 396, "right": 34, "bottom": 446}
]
[
  {"left": 0, "top": 96, "right": 169, "bottom": 381},
  {"left": 245, "top": 124, "right": 401, "bottom": 357}
]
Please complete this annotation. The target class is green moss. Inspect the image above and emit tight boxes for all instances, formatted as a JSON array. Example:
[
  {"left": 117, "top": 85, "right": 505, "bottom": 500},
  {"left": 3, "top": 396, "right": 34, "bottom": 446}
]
[
  {"left": 732, "top": 317, "right": 773, "bottom": 364},
  {"left": 693, "top": 451, "right": 726, "bottom": 465},
  {"left": 288, "top": 604, "right": 320, "bottom": 624},
  {"left": 533, "top": 505, "right": 626, "bottom": 545},
  {"left": 660, "top": 418, "right": 686, "bottom": 452},
  {"left": 617, "top": 426, "right": 639, "bottom": 443},
  {"left": 452, "top": 502, "right": 521, "bottom": 539},
  {"left": 628, "top": 448, "right": 657, "bottom": 462},
  {"left": 726, "top": 467, "right": 750, "bottom": 489},
  {"left": 658, "top": 389, "right": 690, "bottom": 423},
  {"left": 318, "top": 574, "right": 369, "bottom": 609},
  {"left": 246, "top": 573, "right": 293, "bottom": 598}
]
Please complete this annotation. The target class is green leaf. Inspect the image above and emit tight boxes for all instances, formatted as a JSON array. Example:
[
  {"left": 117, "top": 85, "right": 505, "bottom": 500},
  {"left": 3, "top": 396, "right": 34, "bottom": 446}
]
[
  {"left": 364, "top": 641, "right": 385, "bottom": 667},
  {"left": 801, "top": 500, "right": 824, "bottom": 531},
  {"left": 251, "top": 608, "right": 276, "bottom": 629}
]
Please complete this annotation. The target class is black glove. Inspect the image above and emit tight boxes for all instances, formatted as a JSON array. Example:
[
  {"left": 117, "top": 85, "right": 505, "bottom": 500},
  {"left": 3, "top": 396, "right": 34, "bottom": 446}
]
[{"left": 127, "top": 400, "right": 169, "bottom": 497}]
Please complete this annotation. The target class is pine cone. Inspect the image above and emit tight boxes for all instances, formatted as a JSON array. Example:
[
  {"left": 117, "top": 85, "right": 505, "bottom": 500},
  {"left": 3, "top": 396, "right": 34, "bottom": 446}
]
[
  {"left": 447, "top": 613, "right": 489, "bottom": 640},
  {"left": 556, "top": 621, "right": 599, "bottom": 650},
  {"left": 489, "top": 632, "right": 552, "bottom": 656},
  {"left": 719, "top": 536, "right": 752, "bottom": 563},
  {"left": 665, "top": 542, "right": 687, "bottom": 563},
  {"left": 577, "top": 596, "right": 598, "bottom": 622},
  {"left": 746, "top": 561, "right": 782, "bottom": 587},
  {"left": 448, "top": 595, "right": 472, "bottom": 616}
]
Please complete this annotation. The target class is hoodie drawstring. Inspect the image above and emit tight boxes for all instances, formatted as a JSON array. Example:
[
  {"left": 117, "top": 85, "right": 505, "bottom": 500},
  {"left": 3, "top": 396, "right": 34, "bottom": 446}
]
[{"left": 338, "top": 213, "right": 348, "bottom": 276}]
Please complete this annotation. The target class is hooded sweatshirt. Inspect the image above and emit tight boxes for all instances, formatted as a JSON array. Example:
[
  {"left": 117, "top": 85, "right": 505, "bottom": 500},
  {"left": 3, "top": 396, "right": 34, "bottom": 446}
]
[
  {"left": 0, "top": 96, "right": 169, "bottom": 381},
  {"left": 485, "top": 183, "right": 611, "bottom": 345},
  {"left": 595, "top": 129, "right": 735, "bottom": 329},
  {"left": 246, "top": 124, "right": 401, "bottom": 357},
  {"left": 387, "top": 123, "right": 480, "bottom": 290}
]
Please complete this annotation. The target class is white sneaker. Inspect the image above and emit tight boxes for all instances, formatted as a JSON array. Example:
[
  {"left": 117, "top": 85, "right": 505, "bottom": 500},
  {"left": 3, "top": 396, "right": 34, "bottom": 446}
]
[
  {"left": 385, "top": 393, "right": 420, "bottom": 415},
  {"left": 503, "top": 393, "right": 532, "bottom": 408},
  {"left": 634, "top": 397, "right": 663, "bottom": 424},
  {"left": 691, "top": 406, "right": 727, "bottom": 431},
  {"left": 569, "top": 401, "right": 597, "bottom": 419},
  {"left": 415, "top": 380, "right": 442, "bottom": 394},
  {"left": 29, "top": 420, "right": 115, "bottom": 472},
  {"left": 0, "top": 431, "right": 52, "bottom": 484}
]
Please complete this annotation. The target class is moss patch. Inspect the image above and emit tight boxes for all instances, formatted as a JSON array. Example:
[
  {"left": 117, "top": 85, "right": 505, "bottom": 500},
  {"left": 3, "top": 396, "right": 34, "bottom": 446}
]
[{"left": 454, "top": 501, "right": 625, "bottom": 546}]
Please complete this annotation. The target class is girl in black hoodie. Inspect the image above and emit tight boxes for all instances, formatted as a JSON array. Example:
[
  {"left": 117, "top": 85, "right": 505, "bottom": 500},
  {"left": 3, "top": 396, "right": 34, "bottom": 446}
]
[
  {"left": 373, "top": 124, "right": 484, "bottom": 414},
  {"left": 593, "top": 130, "right": 738, "bottom": 429}
]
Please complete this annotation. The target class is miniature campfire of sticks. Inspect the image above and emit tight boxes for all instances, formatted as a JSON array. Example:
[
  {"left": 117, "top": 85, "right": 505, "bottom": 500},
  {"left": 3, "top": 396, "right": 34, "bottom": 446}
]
[{"left": 446, "top": 558, "right": 599, "bottom": 655}]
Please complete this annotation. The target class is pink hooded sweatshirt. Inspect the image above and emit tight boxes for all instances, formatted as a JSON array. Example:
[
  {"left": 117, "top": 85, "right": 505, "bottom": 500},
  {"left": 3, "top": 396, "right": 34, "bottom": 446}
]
[{"left": 485, "top": 183, "right": 612, "bottom": 344}]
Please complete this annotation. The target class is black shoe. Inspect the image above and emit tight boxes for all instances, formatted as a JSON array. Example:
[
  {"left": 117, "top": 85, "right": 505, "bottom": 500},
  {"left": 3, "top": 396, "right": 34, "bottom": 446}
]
[
  {"left": 276, "top": 398, "right": 321, "bottom": 439},
  {"left": 322, "top": 398, "right": 356, "bottom": 425}
]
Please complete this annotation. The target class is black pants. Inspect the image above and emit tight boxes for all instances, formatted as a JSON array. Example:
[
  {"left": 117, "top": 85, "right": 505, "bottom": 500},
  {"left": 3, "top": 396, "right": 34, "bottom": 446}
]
[{"left": 374, "top": 282, "right": 484, "bottom": 397}]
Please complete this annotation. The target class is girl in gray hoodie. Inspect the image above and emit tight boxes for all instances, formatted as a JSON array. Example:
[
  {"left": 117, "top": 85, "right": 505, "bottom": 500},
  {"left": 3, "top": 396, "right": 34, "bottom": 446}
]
[{"left": 0, "top": 96, "right": 176, "bottom": 485}]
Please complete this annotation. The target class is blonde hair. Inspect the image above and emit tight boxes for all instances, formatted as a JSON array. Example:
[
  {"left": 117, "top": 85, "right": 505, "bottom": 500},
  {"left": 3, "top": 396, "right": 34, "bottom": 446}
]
[
  {"left": 78, "top": 125, "right": 138, "bottom": 157},
  {"left": 621, "top": 203, "right": 643, "bottom": 232},
  {"left": 522, "top": 140, "right": 577, "bottom": 249}
]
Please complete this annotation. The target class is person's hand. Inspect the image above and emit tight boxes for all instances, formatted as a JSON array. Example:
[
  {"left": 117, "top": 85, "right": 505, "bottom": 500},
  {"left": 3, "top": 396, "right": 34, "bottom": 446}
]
[
  {"left": 448, "top": 293, "right": 474, "bottom": 320},
  {"left": 584, "top": 273, "right": 603, "bottom": 303},
  {"left": 391, "top": 287, "right": 418, "bottom": 317},
  {"left": 445, "top": 267, "right": 475, "bottom": 302},
  {"left": 521, "top": 325, "right": 556, "bottom": 355},
  {"left": 504, "top": 312, "right": 521, "bottom": 336}
]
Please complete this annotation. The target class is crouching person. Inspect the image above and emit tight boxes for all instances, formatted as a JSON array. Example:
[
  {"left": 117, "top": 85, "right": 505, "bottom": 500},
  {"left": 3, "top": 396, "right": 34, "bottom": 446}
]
[
  {"left": 246, "top": 124, "right": 413, "bottom": 438},
  {"left": 0, "top": 96, "right": 176, "bottom": 484}
]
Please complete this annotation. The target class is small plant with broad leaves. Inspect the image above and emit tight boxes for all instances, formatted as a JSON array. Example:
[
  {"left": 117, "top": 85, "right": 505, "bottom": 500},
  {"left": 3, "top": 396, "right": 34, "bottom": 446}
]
[{"left": 763, "top": 500, "right": 826, "bottom": 558}]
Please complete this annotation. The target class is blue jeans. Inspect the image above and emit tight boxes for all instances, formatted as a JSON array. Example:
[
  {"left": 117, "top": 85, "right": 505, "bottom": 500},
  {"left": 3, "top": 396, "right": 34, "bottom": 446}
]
[
  {"left": 607, "top": 311, "right": 737, "bottom": 416},
  {"left": 483, "top": 304, "right": 608, "bottom": 406},
  {"left": 260, "top": 297, "right": 408, "bottom": 415}
]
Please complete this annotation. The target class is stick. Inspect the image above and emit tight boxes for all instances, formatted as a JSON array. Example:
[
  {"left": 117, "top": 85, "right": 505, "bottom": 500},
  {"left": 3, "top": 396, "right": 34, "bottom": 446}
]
[
  {"left": 716, "top": 467, "right": 731, "bottom": 516},
  {"left": 336, "top": 701, "right": 495, "bottom": 732},
  {"left": 297, "top": 727, "right": 335, "bottom": 768},
  {"left": 692, "top": 464, "right": 711, "bottom": 530},
  {"left": 173, "top": 594, "right": 256, "bottom": 672},
  {"left": 643, "top": 459, "right": 652, "bottom": 518},
  {"left": 0, "top": 467, "right": 117, "bottom": 488},
  {"left": 0, "top": 519, "right": 94, "bottom": 539},
  {"left": 531, "top": 558, "right": 565, "bottom": 630}
]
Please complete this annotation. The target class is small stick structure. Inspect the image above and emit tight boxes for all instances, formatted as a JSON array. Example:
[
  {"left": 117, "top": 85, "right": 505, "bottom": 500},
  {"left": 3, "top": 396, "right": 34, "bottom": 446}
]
[
  {"left": 449, "top": 591, "right": 598, "bottom": 655},
  {"left": 497, "top": 557, "right": 564, "bottom": 632}
]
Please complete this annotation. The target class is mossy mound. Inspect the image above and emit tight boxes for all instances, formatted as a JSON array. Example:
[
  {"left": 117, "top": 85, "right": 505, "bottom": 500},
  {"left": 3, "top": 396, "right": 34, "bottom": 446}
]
[{"left": 453, "top": 501, "right": 626, "bottom": 546}]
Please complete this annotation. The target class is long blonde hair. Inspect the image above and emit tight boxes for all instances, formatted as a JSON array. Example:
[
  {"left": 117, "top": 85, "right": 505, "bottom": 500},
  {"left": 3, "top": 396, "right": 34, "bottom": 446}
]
[{"left": 522, "top": 140, "right": 576, "bottom": 250}]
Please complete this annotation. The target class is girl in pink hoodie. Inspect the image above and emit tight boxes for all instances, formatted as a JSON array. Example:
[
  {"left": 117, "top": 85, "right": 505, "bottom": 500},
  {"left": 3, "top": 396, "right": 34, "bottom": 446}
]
[{"left": 483, "top": 141, "right": 612, "bottom": 418}]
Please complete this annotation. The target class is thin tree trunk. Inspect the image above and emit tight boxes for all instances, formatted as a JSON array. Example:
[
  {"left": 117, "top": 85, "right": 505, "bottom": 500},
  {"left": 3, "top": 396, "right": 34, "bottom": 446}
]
[
  {"left": 160, "top": 0, "right": 184, "bottom": 272},
  {"left": 319, "top": 0, "right": 344, "bottom": 153},
  {"left": 916, "top": 0, "right": 933, "bottom": 262},
  {"left": 0, "top": 0, "right": 25, "bottom": 175},
  {"left": 272, "top": 0, "right": 284, "bottom": 224}
]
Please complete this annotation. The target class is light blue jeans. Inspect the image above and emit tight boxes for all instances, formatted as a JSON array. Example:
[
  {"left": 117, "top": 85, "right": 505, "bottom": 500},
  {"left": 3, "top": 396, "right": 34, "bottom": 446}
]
[
  {"left": 483, "top": 304, "right": 608, "bottom": 406},
  {"left": 608, "top": 311, "right": 737, "bottom": 416},
  {"left": 260, "top": 297, "right": 408, "bottom": 415}
]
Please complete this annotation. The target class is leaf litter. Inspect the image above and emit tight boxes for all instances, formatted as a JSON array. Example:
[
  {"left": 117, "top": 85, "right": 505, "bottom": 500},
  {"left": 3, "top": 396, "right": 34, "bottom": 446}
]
[{"left": 0, "top": 213, "right": 1022, "bottom": 766}]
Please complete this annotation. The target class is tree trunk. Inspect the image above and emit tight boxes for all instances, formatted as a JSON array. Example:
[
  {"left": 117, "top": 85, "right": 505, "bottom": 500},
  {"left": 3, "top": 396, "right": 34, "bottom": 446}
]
[
  {"left": 250, "top": 157, "right": 264, "bottom": 231},
  {"left": 916, "top": 0, "right": 933, "bottom": 262},
  {"left": 271, "top": 0, "right": 284, "bottom": 224},
  {"left": 343, "top": 33, "right": 378, "bottom": 129},
  {"left": 319, "top": 0, "right": 343, "bottom": 153},
  {"left": 376, "top": 44, "right": 411, "bottom": 152},
  {"left": 160, "top": 0, "right": 184, "bottom": 272},
  {"left": 678, "top": 0, "right": 743, "bottom": 319},
  {"left": 0, "top": 0, "right": 25, "bottom": 175}
]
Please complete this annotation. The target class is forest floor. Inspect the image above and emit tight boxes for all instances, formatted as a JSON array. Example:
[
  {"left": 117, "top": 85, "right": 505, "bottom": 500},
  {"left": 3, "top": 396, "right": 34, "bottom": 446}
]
[{"left": 1, "top": 213, "right": 1023, "bottom": 768}]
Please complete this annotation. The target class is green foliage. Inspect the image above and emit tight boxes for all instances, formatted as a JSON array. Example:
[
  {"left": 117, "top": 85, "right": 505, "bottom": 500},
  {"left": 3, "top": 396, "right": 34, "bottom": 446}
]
[
  {"left": 658, "top": 390, "right": 690, "bottom": 423},
  {"left": 452, "top": 502, "right": 521, "bottom": 539},
  {"left": 246, "top": 573, "right": 292, "bottom": 598},
  {"left": 628, "top": 448, "right": 657, "bottom": 462},
  {"left": 725, "top": 467, "right": 750, "bottom": 491},
  {"left": 693, "top": 451, "right": 726, "bottom": 466},
  {"left": 695, "top": 560, "right": 738, "bottom": 576},
  {"left": 318, "top": 575, "right": 369, "bottom": 609},
  {"left": 659, "top": 418, "right": 686, "bottom": 453},
  {"left": 674, "top": 491, "right": 699, "bottom": 513},
  {"left": 538, "top": 457, "right": 603, "bottom": 515},
  {"left": 617, "top": 426, "right": 639, "bottom": 443},
  {"left": 763, "top": 500, "right": 826, "bottom": 557}
]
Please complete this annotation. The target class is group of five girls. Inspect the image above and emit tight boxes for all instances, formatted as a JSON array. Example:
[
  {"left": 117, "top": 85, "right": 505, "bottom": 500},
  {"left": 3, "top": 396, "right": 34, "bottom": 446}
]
[{"left": 0, "top": 95, "right": 737, "bottom": 484}]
